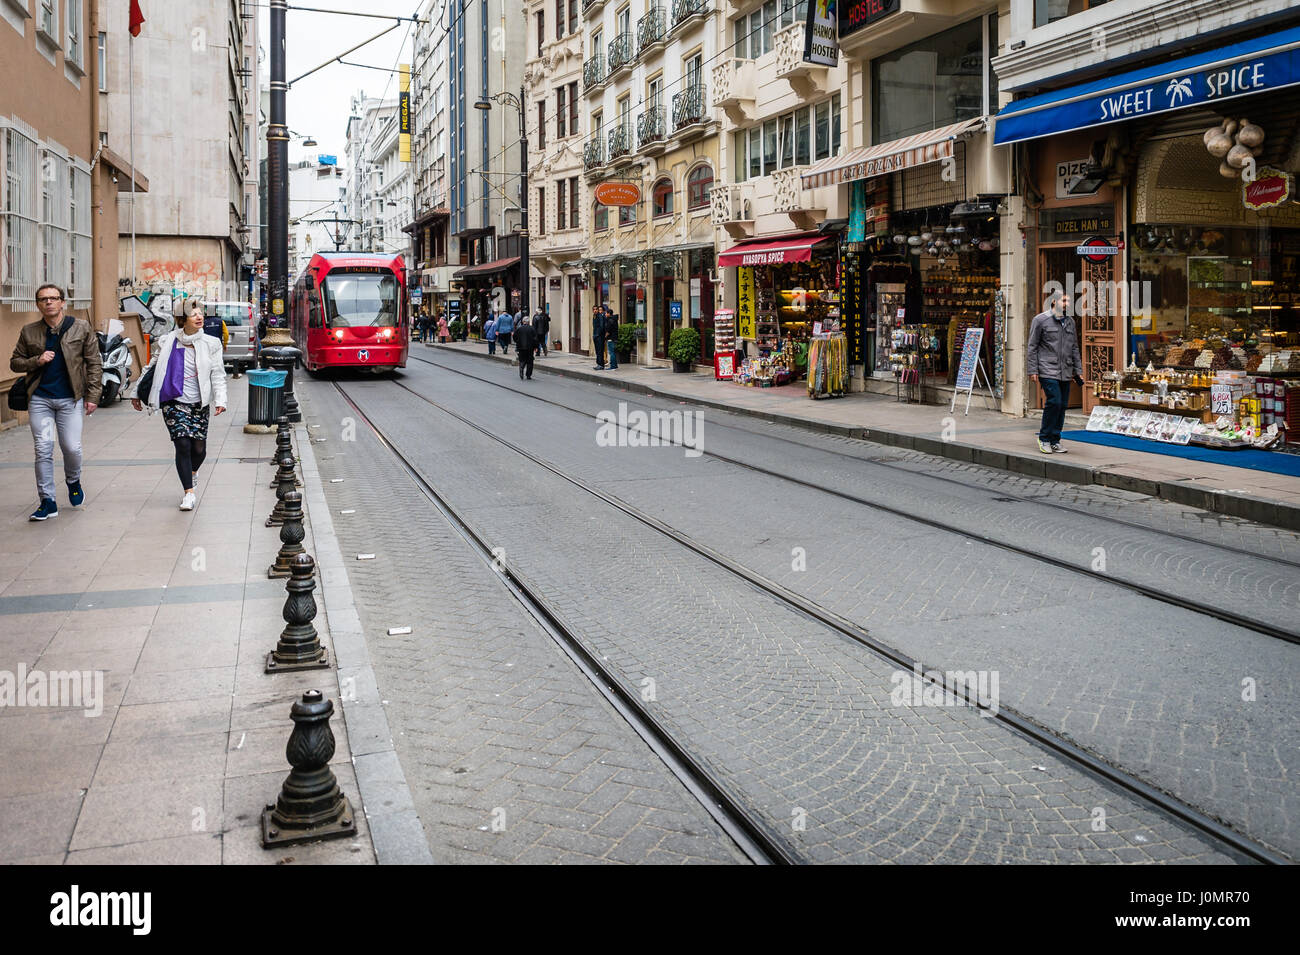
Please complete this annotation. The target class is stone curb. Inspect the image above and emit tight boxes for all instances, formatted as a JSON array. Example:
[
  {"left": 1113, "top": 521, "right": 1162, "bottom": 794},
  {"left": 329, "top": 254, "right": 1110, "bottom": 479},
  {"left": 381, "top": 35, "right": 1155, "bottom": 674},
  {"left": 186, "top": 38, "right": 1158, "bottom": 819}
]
[
  {"left": 296, "top": 423, "right": 436, "bottom": 865},
  {"left": 428, "top": 343, "right": 1300, "bottom": 533}
]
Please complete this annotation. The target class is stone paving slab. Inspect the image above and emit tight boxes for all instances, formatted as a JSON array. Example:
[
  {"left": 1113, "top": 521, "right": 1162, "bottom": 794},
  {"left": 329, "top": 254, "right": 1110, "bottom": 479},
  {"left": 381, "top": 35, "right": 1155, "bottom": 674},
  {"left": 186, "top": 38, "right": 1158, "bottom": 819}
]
[
  {"left": 0, "top": 383, "right": 377, "bottom": 864},
  {"left": 428, "top": 340, "right": 1300, "bottom": 530}
]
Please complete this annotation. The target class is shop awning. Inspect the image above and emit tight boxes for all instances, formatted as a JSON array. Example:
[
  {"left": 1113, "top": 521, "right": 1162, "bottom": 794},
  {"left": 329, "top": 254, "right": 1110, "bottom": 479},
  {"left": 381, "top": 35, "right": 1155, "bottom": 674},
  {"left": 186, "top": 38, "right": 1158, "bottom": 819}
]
[
  {"left": 800, "top": 116, "right": 988, "bottom": 190},
  {"left": 453, "top": 256, "right": 520, "bottom": 278},
  {"left": 717, "top": 233, "right": 832, "bottom": 268},
  {"left": 993, "top": 24, "right": 1300, "bottom": 146}
]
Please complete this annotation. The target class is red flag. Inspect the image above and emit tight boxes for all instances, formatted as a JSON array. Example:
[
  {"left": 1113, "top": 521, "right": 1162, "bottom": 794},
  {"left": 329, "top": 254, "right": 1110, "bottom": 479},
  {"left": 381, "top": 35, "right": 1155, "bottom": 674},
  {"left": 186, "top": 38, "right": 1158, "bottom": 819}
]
[{"left": 129, "top": 0, "right": 145, "bottom": 37}]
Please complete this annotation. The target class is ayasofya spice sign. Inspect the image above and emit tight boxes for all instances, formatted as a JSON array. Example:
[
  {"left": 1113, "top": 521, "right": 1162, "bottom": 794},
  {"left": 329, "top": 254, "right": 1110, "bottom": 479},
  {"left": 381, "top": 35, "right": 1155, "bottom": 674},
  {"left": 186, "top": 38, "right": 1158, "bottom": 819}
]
[{"left": 839, "top": 0, "right": 901, "bottom": 40}]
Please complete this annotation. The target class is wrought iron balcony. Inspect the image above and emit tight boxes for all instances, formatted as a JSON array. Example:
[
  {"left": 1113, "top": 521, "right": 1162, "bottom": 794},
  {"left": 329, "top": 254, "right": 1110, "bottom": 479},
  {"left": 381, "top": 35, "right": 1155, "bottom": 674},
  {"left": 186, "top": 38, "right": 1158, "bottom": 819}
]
[
  {"left": 637, "top": 7, "right": 667, "bottom": 55},
  {"left": 672, "top": 83, "right": 707, "bottom": 132},
  {"left": 583, "top": 53, "right": 605, "bottom": 93},
  {"left": 607, "top": 32, "right": 634, "bottom": 76},
  {"left": 583, "top": 132, "right": 607, "bottom": 170},
  {"left": 636, "top": 105, "right": 666, "bottom": 149},
  {"left": 671, "top": 0, "right": 709, "bottom": 29},
  {"left": 607, "top": 120, "right": 633, "bottom": 162}
]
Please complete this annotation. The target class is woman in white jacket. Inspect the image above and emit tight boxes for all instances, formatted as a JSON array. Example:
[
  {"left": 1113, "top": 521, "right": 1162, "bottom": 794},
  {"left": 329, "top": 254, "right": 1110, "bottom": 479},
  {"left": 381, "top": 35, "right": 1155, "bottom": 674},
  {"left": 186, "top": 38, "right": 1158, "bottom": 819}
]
[{"left": 130, "top": 299, "right": 228, "bottom": 510}]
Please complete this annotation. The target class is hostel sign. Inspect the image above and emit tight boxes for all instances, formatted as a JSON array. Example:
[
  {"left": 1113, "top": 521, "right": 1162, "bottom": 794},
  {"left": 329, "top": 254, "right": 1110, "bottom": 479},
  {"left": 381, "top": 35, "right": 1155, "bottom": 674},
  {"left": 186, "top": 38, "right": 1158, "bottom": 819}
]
[
  {"left": 994, "top": 28, "right": 1300, "bottom": 145},
  {"left": 839, "top": 0, "right": 900, "bottom": 40}
]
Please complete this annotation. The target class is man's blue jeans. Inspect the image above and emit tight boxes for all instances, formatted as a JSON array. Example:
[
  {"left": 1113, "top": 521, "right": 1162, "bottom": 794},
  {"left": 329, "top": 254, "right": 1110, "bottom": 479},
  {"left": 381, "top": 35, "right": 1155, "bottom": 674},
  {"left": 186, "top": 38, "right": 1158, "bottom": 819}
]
[
  {"left": 1038, "top": 378, "right": 1070, "bottom": 444},
  {"left": 29, "top": 395, "right": 83, "bottom": 501},
  {"left": 607, "top": 339, "right": 618, "bottom": 369}
]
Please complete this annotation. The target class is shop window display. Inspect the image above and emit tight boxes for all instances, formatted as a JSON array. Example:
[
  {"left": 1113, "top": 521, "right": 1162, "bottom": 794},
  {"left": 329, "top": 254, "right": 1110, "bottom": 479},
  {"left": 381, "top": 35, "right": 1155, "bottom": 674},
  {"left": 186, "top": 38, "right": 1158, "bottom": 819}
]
[{"left": 737, "top": 256, "right": 840, "bottom": 387}]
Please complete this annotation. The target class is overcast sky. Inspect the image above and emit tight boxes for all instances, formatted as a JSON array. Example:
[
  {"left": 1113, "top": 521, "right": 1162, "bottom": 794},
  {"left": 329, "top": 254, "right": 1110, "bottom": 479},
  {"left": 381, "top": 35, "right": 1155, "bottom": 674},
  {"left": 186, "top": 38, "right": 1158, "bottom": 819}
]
[{"left": 260, "top": 0, "right": 418, "bottom": 169}]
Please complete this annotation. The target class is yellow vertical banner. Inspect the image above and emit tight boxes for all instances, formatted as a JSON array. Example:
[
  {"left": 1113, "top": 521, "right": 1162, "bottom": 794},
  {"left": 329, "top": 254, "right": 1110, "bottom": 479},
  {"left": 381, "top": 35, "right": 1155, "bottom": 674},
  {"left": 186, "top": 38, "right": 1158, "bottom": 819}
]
[
  {"left": 737, "top": 267, "right": 756, "bottom": 339},
  {"left": 399, "top": 63, "right": 411, "bottom": 163}
]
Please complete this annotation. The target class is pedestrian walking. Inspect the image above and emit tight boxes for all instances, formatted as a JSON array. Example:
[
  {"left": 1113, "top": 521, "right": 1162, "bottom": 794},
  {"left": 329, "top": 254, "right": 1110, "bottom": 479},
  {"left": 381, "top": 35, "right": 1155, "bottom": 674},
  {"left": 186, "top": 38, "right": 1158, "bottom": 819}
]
[
  {"left": 437, "top": 312, "right": 449, "bottom": 344},
  {"left": 1027, "top": 288, "right": 1083, "bottom": 454},
  {"left": 9, "top": 283, "right": 102, "bottom": 521},
  {"left": 495, "top": 307, "right": 514, "bottom": 354},
  {"left": 514, "top": 314, "right": 537, "bottom": 380},
  {"left": 534, "top": 309, "right": 549, "bottom": 357},
  {"left": 485, "top": 314, "right": 498, "bottom": 355},
  {"left": 604, "top": 305, "right": 620, "bottom": 370},
  {"left": 592, "top": 304, "right": 607, "bottom": 370},
  {"left": 130, "top": 299, "right": 228, "bottom": 511}
]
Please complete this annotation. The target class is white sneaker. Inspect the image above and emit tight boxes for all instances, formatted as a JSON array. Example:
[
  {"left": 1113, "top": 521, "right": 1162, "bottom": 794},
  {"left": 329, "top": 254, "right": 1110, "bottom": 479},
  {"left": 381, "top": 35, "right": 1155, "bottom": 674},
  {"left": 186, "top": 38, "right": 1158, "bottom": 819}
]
[{"left": 179, "top": 492, "right": 196, "bottom": 511}]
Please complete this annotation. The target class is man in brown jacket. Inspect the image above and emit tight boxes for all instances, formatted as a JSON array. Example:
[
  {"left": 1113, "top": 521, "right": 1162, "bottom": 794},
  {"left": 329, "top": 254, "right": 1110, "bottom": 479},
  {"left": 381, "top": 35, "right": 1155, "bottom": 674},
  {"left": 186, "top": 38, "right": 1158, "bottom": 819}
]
[{"left": 9, "top": 283, "right": 102, "bottom": 520}]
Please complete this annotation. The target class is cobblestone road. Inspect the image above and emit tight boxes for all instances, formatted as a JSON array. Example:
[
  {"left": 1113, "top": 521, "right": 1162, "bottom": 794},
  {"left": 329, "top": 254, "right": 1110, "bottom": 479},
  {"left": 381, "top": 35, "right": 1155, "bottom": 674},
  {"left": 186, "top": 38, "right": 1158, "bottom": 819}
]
[
  {"left": 391, "top": 350, "right": 1298, "bottom": 860},
  {"left": 308, "top": 367, "right": 1248, "bottom": 863},
  {"left": 300, "top": 381, "right": 748, "bottom": 864}
]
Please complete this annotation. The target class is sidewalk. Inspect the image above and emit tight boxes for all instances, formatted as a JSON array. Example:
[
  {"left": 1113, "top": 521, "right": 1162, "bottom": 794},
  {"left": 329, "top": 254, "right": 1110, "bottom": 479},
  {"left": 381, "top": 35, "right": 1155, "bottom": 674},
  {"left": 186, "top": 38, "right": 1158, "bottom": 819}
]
[
  {"left": 429, "top": 339, "right": 1300, "bottom": 530},
  {"left": 0, "top": 381, "right": 402, "bottom": 863}
]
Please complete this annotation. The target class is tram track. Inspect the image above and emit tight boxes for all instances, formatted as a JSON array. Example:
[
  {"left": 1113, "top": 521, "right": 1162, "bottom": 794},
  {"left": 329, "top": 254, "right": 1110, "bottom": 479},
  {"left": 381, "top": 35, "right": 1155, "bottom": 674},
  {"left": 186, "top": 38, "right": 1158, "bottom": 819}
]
[
  {"left": 332, "top": 373, "right": 1290, "bottom": 865},
  {"left": 407, "top": 352, "right": 1300, "bottom": 645}
]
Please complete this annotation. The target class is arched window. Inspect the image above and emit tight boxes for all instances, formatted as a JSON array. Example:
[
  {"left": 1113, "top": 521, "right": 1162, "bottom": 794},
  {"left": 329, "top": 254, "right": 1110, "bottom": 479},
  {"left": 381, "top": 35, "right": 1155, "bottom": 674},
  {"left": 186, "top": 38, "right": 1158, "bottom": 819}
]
[
  {"left": 594, "top": 200, "right": 609, "bottom": 231},
  {"left": 686, "top": 164, "right": 713, "bottom": 210},
  {"left": 619, "top": 200, "right": 637, "bottom": 226},
  {"left": 652, "top": 178, "right": 674, "bottom": 218}
]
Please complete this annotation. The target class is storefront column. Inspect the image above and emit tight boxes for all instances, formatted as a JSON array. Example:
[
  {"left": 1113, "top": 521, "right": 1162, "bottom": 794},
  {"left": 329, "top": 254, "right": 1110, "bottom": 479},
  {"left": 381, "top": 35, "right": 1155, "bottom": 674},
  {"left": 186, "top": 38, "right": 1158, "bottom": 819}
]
[{"left": 1000, "top": 195, "right": 1029, "bottom": 416}]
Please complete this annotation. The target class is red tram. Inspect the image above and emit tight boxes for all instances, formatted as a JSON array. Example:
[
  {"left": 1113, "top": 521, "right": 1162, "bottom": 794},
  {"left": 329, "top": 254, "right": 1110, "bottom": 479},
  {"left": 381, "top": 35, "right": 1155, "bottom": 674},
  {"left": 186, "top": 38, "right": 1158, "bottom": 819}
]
[{"left": 290, "top": 251, "right": 409, "bottom": 373}]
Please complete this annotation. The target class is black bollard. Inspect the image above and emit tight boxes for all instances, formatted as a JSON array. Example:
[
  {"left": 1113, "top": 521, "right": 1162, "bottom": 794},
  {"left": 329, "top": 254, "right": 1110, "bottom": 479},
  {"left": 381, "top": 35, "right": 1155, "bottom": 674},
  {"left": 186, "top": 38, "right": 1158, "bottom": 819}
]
[
  {"left": 269, "top": 415, "right": 292, "bottom": 486},
  {"left": 268, "top": 490, "right": 306, "bottom": 579},
  {"left": 266, "top": 447, "right": 296, "bottom": 526},
  {"left": 260, "top": 690, "right": 355, "bottom": 848},
  {"left": 265, "top": 552, "right": 329, "bottom": 672}
]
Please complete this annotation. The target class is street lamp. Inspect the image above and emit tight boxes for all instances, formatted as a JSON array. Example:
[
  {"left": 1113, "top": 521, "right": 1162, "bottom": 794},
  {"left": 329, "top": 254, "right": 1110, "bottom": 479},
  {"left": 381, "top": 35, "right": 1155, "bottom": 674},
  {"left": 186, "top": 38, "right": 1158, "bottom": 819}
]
[{"left": 474, "top": 87, "right": 528, "bottom": 321}]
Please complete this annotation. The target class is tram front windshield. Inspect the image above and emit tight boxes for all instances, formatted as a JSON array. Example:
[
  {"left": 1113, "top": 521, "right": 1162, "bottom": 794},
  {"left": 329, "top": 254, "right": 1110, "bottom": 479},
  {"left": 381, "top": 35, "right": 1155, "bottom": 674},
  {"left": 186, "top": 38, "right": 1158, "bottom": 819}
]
[{"left": 322, "top": 270, "right": 399, "bottom": 328}]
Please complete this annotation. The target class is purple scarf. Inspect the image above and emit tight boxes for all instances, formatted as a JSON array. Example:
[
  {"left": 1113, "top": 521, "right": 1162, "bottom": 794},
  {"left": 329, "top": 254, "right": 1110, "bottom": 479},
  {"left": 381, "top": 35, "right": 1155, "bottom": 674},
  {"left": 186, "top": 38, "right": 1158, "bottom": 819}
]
[{"left": 158, "top": 342, "right": 186, "bottom": 402}]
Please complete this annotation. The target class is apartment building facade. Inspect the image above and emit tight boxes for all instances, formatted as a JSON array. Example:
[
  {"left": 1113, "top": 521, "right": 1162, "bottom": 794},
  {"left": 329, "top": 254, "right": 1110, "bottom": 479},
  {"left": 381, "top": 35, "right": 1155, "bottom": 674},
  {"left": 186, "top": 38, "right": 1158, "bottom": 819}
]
[
  {"left": 578, "top": 0, "right": 722, "bottom": 363},
  {"left": 343, "top": 94, "right": 397, "bottom": 253},
  {"left": 406, "top": 0, "right": 453, "bottom": 318},
  {"left": 1, "top": 0, "right": 143, "bottom": 423}
]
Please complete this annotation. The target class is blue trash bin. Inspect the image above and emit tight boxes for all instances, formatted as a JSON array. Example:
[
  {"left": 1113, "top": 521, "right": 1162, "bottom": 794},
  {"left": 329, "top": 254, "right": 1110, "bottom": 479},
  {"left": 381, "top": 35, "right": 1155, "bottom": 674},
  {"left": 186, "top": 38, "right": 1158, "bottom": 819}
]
[{"left": 247, "top": 368, "right": 287, "bottom": 425}]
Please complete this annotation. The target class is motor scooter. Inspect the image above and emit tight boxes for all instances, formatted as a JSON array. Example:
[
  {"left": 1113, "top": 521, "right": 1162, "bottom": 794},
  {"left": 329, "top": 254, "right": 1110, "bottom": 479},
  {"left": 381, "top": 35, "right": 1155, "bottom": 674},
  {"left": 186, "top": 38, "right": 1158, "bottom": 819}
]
[{"left": 98, "top": 318, "right": 133, "bottom": 405}]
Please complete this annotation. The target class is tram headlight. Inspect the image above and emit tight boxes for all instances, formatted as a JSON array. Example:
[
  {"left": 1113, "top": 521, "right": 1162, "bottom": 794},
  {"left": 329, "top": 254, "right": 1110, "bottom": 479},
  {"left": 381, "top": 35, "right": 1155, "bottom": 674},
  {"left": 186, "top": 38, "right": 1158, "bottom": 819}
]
[{"left": 333, "top": 329, "right": 345, "bottom": 341}]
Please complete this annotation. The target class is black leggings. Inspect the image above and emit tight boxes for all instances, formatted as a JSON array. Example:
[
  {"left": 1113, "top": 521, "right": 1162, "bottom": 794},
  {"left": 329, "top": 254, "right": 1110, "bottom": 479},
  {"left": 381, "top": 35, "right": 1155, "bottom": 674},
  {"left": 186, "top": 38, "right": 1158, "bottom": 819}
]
[{"left": 174, "top": 436, "right": 208, "bottom": 489}]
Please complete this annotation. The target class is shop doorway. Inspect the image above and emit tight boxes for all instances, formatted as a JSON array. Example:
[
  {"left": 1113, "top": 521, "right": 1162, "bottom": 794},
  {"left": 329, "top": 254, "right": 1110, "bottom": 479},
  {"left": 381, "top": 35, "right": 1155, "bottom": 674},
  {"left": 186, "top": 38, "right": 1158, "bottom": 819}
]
[
  {"left": 654, "top": 275, "right": 673, "bottom": 359},
  {"left": 569, "top": 276, "right": 584, "bottom": 354},
  {"left": 1036, "top": 246, "right": 1097, "bottom": 412},
  {"left": 622, "top": 279, "right": 637, "bottom": 331}
]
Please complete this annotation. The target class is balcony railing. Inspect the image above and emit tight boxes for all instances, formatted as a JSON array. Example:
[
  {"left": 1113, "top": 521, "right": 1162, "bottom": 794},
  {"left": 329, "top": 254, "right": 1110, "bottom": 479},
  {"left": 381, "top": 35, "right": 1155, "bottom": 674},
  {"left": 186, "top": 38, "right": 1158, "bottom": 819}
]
[
  {"left": 583, "top": 132, "right": 607, "bottom": 170},
  {"left": 672, "top": 83, "right": 707, "bottom": 132},
  {"left": 582, "top": 0, "right": 605, "bottom": 12},
  {"left": 671, "top": 0, "right": 709, "bottom": 29},
  {"left": 636, "top": 105, "right": 666, "bottom": 149},
  {"left": 608, "top": 121, "right": 632, "bottom": 162},
  {"left": 583, "top": 53, "right": 605, "bottom": 92},
  {"left": 607, "top": 32, "right": 634, "bottom": 76},
  {"left": 637, "top": 7, "right": 667, "bottom": 55}
]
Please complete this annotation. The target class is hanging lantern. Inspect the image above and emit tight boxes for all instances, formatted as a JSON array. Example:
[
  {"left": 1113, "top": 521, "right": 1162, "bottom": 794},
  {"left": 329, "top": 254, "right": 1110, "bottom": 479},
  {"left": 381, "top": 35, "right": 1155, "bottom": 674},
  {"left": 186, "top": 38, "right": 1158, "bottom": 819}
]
[
  {"left": 907, "top": 235, "right": 923, "bottom": 246},
  {"left": 920, "top": 231, "right": 934, "bottom": 242}
]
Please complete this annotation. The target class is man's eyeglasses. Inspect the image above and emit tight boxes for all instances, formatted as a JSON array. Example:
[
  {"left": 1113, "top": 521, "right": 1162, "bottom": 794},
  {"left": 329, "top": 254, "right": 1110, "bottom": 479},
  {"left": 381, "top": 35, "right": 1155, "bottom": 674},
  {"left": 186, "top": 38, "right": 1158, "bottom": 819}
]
[{"left": 37, "top": 297, "right": 63, "bottom": 303}]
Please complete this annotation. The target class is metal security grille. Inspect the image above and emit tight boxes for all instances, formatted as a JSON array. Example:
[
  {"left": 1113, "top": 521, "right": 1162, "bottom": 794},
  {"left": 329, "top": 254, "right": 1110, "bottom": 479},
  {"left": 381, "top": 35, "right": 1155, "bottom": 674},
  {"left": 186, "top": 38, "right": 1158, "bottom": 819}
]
[
  {"left": 3, "top": 124, "right": 39, "bottom": 304},
  {"left": 69, "top": 163, "right": 92, "bottom": 306},
  {"left": 40, "top": 147, "right": 70, "bottom": 295}
]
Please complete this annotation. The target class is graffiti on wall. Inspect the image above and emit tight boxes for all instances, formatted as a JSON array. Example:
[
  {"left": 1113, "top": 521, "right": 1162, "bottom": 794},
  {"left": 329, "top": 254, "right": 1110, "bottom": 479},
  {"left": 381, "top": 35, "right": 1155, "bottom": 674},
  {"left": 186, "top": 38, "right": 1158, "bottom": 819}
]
[{"left": 140, "top": 259, "right": 220, "bottom": 284}]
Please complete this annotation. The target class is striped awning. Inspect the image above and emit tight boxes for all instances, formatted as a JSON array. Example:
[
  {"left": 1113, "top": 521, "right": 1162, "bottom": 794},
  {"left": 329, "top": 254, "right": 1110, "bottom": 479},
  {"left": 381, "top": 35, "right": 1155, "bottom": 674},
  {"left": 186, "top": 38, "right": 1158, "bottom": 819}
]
[{"left": 800, "top": 116, "right": 989, "bottom": 190}]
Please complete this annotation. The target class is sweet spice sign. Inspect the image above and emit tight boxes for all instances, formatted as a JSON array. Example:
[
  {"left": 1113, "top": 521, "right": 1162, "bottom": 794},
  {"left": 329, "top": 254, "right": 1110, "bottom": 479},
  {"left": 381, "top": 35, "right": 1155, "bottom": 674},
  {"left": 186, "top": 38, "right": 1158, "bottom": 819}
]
[{"left": 1243, "top": 167, "right": 1294, "bottom": 210}]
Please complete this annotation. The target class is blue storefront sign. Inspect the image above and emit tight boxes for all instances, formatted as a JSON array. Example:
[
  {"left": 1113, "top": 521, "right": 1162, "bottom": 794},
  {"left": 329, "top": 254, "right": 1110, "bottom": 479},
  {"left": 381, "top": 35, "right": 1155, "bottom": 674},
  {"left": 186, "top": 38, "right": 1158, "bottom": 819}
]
[
  {"left": 669, "top": 300, "right": 682, "bottom": 321},
  {"left": 995, "top": 25, "right": 1300, "bottom": 145}
]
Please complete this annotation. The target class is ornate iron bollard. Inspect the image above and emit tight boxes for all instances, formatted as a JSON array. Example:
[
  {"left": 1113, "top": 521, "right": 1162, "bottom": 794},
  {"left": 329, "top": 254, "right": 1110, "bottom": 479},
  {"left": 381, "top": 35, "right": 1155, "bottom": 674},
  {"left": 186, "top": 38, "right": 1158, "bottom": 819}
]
[
  {"left": 268, "top": 490, "right": 307, "bottom": 579},
  {"left": 266, "top": 552, "right": 328, "bottom": 672},
  {"left": 261, "top": 689, "right": 355, "bottom": 848},
  {"left": 266, "top": 445, "right": 297, "bottom": 527}
]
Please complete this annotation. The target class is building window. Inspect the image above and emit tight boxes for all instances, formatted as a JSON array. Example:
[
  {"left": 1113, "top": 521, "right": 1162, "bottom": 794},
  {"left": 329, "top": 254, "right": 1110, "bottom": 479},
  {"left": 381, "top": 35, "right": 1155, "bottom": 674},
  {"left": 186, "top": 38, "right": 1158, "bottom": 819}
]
[
  {"left": 569, "top": 0, "right": 579, "bottom": 34},
  {"left": 619, "top": 200, "right": 635, "bottom": 226},
  {"left": 1034, "top": 0, "right": 1109, "bottom": 28},
  {"left": 594, "top": 200, "right": 608, "bottom": 231},
  {"left": 556, "top": 0, "right": 564, "bottom": 38},
  {"left": 568, "top": 176, "right": 578, "bottom": 228},
  {"left": 556, "top": 86, "right": 566, "bottom": 138},
  {"left": 536, "top": 11, "right": 544, "bottom": 57},
  {"left": 38, "top": 148, "right": 70, "bottom": 295},
  {"left": 872, "top": 16, "right": 991, "bottom": 143},
  {"left": 68, "top": 163, "right": 91, "bottom": 305},
  {"left": 537, "top": 186, "right": 545, "bottom": 235},
  {"left": 96, "top": 31, "right": 106, "bottom": 91},
  {"left": 557, "top": 178, "right": 567, "bottom": 229},
  {"left": 568, "top": 82, "right": 578, "bottom": 134},
  {"left": 652, "top": 177, "right": 673, "bottom": 218},
  {"left": 65, "top": 0, "right": 82, "bottom": 66},
  {"left": 537, "top": 101, "right": 546, "bottom": 149},
  {"left": 3, "top": 127, "right": 39, "bottom": 303},
  {"left": 686, "top": 164, "right": 712, "bottom": 210},
  {"left": 38, "top": 1, "right": 55, "bottom": 41}
]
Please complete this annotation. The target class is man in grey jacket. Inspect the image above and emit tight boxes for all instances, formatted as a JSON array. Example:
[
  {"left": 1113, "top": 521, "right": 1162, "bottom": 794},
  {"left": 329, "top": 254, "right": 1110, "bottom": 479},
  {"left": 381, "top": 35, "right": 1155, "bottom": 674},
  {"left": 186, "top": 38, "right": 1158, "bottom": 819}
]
[{"left": 1026, "top": 289, "right": 1083, "bottom": 454}]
